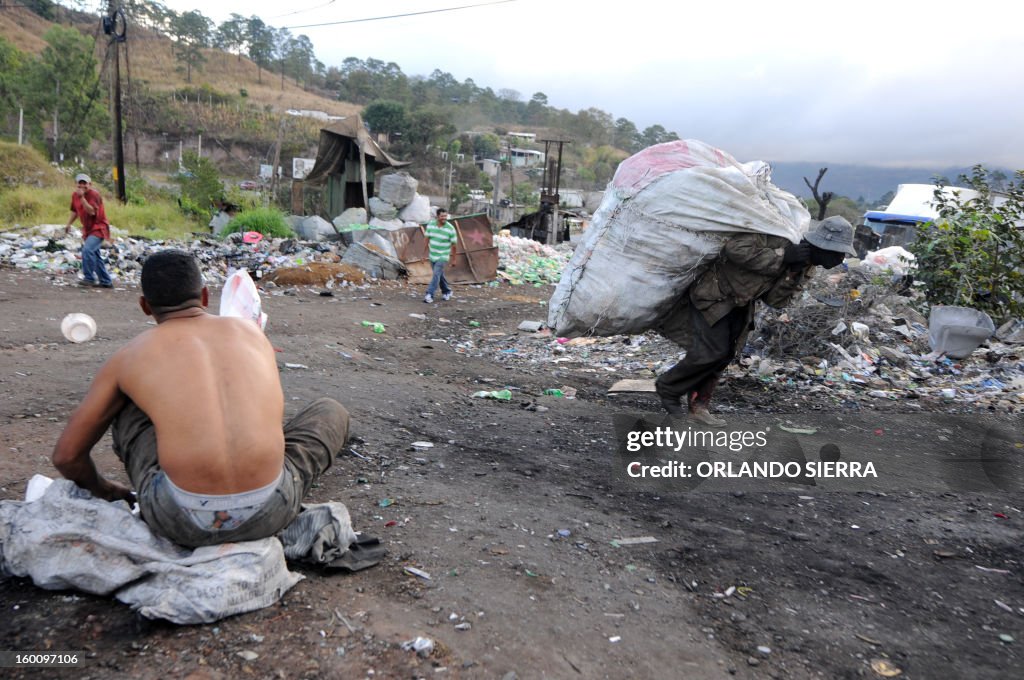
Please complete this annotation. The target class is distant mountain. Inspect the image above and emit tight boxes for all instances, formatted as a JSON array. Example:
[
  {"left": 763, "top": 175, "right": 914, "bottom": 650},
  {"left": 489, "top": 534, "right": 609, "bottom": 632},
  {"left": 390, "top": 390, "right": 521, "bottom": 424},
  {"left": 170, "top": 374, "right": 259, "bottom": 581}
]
[{"left": 767, "top": 162, "right": 1002, "bottom": 205}]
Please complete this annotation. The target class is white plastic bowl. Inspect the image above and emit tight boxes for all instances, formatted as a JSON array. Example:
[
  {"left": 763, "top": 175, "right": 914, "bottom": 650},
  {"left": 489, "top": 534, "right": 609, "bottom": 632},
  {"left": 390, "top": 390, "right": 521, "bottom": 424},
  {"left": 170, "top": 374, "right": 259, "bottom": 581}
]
[{"left": 61, "top": 313, "right": 97, "bottom": 343}]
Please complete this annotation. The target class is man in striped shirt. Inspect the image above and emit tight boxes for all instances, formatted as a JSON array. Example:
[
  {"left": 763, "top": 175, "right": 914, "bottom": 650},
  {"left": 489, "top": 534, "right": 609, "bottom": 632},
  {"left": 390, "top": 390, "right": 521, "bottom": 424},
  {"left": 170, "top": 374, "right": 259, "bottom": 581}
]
[{"left": 424, "top": 209, "right": 457, "bottom": 303}]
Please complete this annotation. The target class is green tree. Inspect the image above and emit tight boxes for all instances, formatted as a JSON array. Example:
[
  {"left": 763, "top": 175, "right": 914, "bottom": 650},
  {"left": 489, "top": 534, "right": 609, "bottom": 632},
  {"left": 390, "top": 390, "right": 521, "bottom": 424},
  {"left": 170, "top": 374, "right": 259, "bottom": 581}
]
[
  {"left": 363, "top": 100, "right": 407, "bottom": 138},
  {"left": 21, "top": 26, "right": 107, "bottom": 161},
  {"left": 176, "top": 150, "right": 223, "bottom": 219},
  {"left": 0, "top": 36, "right": 22, "bottom": 123},
  {"left": 170, "top": 10, "right": 212, "bottom": 84},
  {"left": 613, "top": 117, "right": 640, "bottom": 153},
  {"left": 640, "top": 124, "right": 679, "bottom": 148},
  {"left": 526, "top": 92, "right": 549, "bottom": 125},
  {"left": 472, "top": 133, "right": 501, "bottom": 159},
  {"left": 215, "top": 14, "right": 248, "bottom": 62},
  {"left": 246, "top": 16, "right": 275, "bottom": 84},
  {"left": 908, "top": 166, "right": 1024, "bottom": 321}
]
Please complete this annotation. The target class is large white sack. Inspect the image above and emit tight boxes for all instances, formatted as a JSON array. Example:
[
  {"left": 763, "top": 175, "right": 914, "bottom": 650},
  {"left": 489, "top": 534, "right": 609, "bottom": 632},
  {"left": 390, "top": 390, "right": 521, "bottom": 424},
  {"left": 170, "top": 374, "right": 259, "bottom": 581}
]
[
  {"left": 399, "top": 194, "right": 431, "bottom": 224},
  {"left": 297, "top": 215, "right": 336, "bottom": 241},
  {"left": 378, "top": 173, "right": 418, "bottom": 209},
  {"left": 368, "top": 217, "right": 405, "bottom": 230},
  {"left": 0, "top": 478, "right": 303, "bottom": 625},
  {"left": 333, "top": 207, "right": 367, "bottom": 230},
  {"left": 547, "top": 140, "right": 809, "bottom": 337},
  {"left": 368, "top": 196, "right": 398, "bottom": 220}
]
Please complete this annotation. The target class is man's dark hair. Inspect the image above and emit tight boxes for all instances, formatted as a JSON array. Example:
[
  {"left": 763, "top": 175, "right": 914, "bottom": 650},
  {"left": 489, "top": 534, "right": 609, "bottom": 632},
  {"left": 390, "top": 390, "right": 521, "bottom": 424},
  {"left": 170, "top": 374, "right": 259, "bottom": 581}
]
[{"left": 141, "top": 250, "right": 203, "bottom": 309}]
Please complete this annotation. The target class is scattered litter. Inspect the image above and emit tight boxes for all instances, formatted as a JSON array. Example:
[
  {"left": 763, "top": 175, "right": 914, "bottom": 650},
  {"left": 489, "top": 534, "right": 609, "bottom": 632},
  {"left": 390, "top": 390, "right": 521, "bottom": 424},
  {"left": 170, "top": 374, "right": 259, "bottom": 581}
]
[
  {"left": 284, "top": 363, "right": 308, "bottom": 369},
  {"left": 471, "top": 390, "right": 513, "bottom": 401},
  {"left": 855, "top": 634, "right": 882, "bottom": 646},
  {"left": 401, "top": 637, "right": 434, "bottom": 657},
  {"left": 237, "top": 651, "right": 259, "bottom": 662},
  {"left": 608, "top": 636, "right": 621, "bottom": 643},
  {"left": 410, "top": 442, "right": 434, "bottom": 450},
  {"left": 994, "top": 600, "right": 1015, "bottom": 614},
  {"left": 611, "top": 536, "right": 659, "bottom": 546},
  {"left": 557, "top": 529, "right": 571, "bottom": 538},
  {"left": 517, "top": 320, "right": 545, "bottom": 332},
  {"left": 779, "top": 424, "right": 817, "bottom": 434},
  {"left": 756, "top": 646, "right": 771, "bottom": 655},
  {"left": 468, "top": 321, "right": 481, "bottom": 328},
  {"left": 454, "top": 622, "right": 472, "bottom": 631},
  {"left": 404, "top": 566, "right": 432, "bottom": 580},
  {"left": 870, "top": 659, "right": 903, "bottom": 677},
  {"left": 360, "top": 320, "right": 386, "bottom": 333},
  {"left": 378, "top": 498, "right": 395, "bottom": 508},
  {"left": 409, "top": 313, "right": 427, "bottom": 320},
  {"left": 544, "top": 389, "right": 564, "bottom": 398},
  {"left": 976, "top": 565, "right": 1012, "bottom": 574},
  {"left": 999, "top": 634, "right": 1014, "bottom": 644}
]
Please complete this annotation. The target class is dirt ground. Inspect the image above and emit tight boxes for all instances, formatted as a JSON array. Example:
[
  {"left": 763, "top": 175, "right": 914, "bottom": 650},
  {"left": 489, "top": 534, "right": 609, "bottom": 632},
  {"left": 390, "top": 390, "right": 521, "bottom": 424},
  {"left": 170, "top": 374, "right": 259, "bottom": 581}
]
[{"left": 1, "top": 266, "right": 1022, "bottom": 679}]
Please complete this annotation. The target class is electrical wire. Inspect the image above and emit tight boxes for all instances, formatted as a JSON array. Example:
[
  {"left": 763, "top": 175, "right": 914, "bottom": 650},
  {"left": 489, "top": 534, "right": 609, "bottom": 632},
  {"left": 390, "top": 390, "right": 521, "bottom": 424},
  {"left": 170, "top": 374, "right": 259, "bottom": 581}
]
[
  {"left": 269, "top": 0, "right": 336, "bottom": 20},
  {"left": 283, "top": 0, "right": 515, "bottom": 30}
]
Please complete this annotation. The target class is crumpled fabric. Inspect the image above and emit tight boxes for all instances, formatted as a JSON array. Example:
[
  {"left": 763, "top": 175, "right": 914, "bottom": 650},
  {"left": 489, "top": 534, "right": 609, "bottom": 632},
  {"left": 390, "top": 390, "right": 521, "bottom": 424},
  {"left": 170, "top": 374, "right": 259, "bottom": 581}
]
[{"left": 0, "top": 476, "right": 356, "bottom": 624}]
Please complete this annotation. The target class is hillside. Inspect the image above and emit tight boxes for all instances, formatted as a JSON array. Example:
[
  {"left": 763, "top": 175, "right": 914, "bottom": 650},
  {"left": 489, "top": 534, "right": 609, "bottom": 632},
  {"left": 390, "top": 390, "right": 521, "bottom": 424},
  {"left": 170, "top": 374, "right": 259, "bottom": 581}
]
[{"left": 0, "top": 6, "right": 358, "bottom": 119}]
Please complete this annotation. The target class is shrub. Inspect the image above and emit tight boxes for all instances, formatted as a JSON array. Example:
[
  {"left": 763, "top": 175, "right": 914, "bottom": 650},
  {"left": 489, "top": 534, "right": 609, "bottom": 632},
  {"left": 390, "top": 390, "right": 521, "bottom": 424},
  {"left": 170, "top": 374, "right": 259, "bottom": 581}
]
[
  {"left": 222, "top": 207, "right": 294, "bottom": 239},
  {"left": 175, "top": 151, "right": 223, "bottom": 219},
  {"left": 908, "top": 166, "right": 1024, "bottom": 322}
]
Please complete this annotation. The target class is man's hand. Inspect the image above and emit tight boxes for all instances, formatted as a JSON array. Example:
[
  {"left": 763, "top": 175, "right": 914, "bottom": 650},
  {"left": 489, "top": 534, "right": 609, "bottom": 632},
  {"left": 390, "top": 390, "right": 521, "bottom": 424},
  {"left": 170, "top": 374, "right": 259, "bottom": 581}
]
[
  {"left": 782, "top": 242, "right": 811, "bottom": 265},
  {"left": 95, "top": 478, "right": 134, "bottom": 503}
]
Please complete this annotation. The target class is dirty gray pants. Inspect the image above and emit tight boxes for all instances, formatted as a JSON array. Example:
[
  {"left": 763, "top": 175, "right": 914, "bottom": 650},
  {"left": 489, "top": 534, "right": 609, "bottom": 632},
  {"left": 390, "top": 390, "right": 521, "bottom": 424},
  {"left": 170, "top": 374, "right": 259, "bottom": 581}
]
[{"left": 111, "top": 397, "right": 349, "bottom": 548}]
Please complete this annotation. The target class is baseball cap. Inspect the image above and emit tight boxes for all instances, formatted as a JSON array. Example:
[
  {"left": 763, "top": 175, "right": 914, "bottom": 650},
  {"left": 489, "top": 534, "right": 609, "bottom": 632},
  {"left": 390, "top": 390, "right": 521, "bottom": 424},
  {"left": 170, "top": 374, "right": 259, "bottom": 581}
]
[{"left": 75, "top": 173, "right": 91, "bottom": 184}]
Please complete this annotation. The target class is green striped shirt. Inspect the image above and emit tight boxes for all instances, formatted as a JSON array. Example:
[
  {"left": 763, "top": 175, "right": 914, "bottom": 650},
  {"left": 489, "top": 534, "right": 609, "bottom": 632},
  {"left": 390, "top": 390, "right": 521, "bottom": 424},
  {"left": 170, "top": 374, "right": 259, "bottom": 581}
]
[{"left": 425, "top": 220, "right": 457, "bottom": 263}]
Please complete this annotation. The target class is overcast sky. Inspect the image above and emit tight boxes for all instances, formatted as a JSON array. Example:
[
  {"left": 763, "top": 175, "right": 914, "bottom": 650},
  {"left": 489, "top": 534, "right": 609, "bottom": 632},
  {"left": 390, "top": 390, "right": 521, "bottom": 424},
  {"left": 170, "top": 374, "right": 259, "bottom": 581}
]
[{"left": 146, "top": 0, "right": 1023, "bottom": 169}]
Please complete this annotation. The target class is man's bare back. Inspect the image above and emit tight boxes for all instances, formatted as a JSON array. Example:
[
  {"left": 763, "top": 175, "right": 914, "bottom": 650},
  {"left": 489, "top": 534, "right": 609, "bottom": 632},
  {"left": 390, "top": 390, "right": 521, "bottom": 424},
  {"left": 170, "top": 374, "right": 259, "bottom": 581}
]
[{"left": 117, "top": 310, "right": 284, "bottom": 493}]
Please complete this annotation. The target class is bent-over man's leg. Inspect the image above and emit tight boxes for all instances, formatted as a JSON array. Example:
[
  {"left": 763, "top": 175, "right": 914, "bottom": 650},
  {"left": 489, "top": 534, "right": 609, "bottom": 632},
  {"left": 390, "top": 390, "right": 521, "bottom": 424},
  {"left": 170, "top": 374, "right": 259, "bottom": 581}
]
[
  {"left": 656, "top": 304, "right": 741, "bottom": 401},
  {"left": 283, "top": 397, "right": 350, "bottom": 500}
]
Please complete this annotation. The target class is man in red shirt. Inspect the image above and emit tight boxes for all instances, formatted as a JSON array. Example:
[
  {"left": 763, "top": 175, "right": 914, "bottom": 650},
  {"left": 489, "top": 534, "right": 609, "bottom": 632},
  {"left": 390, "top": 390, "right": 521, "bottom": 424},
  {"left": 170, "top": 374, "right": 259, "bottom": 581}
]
[{"left": 64, "top": 173, "right": 113, "bottom": 288}]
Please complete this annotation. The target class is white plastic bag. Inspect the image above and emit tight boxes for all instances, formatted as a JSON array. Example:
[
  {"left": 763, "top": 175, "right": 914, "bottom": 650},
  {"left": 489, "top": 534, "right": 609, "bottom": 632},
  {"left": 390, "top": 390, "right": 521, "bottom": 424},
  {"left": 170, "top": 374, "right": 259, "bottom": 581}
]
[
  {"left": 219, "top": 269, "right": 267, "bottom": 330},
  {"left": 547, "top": 140, "right": 809, "bottom": 337}
]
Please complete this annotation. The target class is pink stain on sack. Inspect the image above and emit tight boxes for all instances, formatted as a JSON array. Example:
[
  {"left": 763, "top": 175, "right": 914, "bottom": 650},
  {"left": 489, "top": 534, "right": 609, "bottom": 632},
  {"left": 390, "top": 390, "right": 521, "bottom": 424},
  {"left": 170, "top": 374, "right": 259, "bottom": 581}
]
[
  {"left": 243, "top": 231, "right": 264, "bottom": 244},
  {"left": 611, "top": 140, "right": 731, "bottom": 193}
]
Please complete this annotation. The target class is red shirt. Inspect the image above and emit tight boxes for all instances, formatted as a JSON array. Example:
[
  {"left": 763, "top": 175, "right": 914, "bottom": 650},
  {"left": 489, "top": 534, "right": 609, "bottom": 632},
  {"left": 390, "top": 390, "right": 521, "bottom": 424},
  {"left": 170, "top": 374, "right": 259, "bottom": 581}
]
[{"left": 71, "top": 189, "right": 110, "bottom": 240}]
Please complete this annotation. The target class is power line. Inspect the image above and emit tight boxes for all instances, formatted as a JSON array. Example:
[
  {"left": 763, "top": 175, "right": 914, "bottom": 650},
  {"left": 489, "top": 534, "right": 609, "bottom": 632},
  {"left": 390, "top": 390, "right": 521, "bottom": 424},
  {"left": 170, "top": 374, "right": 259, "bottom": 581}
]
[
  {"left": 270, "top": 0, "right": 336, "bottom": 20},
  {"left": 283, "top": 0, "right": 515, "bottom": 30}
]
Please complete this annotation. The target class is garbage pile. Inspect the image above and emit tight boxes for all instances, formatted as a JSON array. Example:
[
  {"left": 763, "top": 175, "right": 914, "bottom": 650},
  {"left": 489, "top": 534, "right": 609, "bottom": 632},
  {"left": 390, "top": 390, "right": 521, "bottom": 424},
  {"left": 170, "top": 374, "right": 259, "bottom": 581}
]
[
  {"left": 430, "top": 255, "right": 1024, "bottom": 412},
  {"left": 495, "top": 235, "right": 572, "bottom": 285},
  {"left": 0, "top": 225, "right": 379, "bottom": 288},
  {"left": 329, "top": 172, "right": 432, "bottom": 237}
]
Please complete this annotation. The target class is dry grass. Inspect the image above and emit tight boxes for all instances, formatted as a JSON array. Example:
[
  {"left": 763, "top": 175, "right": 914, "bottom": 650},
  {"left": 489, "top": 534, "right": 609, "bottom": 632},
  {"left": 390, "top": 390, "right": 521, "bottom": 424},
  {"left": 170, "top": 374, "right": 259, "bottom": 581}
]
[
  {"left": 0, "top": 7, "right": 51, "bottom": 54},
  {"left": 1, "top": 8, "right": 361, "bottom": 119}
]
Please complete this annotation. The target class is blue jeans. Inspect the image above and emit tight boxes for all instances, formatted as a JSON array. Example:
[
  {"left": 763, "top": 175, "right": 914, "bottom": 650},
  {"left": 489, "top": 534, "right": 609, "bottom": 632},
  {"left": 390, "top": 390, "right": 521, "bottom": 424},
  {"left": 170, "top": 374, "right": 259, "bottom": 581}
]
[
  {"left": 82, "top": 235, "right": 112, "bottom": 285},
  {"left": 426, "top": 260, "right": 451, "bottom": 297}
]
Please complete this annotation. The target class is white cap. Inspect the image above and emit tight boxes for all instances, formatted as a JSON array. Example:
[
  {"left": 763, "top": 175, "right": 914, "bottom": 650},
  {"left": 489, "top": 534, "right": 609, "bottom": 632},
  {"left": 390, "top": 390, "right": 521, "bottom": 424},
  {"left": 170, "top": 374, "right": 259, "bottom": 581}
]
[{"left": 75, "top": 173, "right": 91, "bottom": 184}]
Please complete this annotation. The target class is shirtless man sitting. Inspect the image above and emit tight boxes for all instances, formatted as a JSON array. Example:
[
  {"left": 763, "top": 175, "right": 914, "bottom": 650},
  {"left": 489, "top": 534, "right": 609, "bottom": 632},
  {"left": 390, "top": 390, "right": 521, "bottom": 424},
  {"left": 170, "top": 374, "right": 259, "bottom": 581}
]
[{"left": 52, "top": 249, "right": 350, "bottom": 548}]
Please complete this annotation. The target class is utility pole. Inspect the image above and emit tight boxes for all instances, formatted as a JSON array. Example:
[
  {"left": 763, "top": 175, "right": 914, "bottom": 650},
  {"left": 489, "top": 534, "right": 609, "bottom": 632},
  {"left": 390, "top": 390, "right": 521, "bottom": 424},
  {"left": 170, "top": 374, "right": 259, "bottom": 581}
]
[
  {"left": 105, "top": 2, "right": 127, "bottom": 203},
  {"left": 269, "top": 117, "right": 285, "bottom": 197},
  {"left": 53, "top": 80, "right": 59, "bottom": 162}
]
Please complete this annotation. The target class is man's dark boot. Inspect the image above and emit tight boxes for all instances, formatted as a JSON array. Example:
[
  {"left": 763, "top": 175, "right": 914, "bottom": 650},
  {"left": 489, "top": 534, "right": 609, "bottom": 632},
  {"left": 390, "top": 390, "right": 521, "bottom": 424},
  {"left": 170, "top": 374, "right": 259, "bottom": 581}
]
[{"left": 656, "top": 382, "right": 686, "bottom": 418}]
